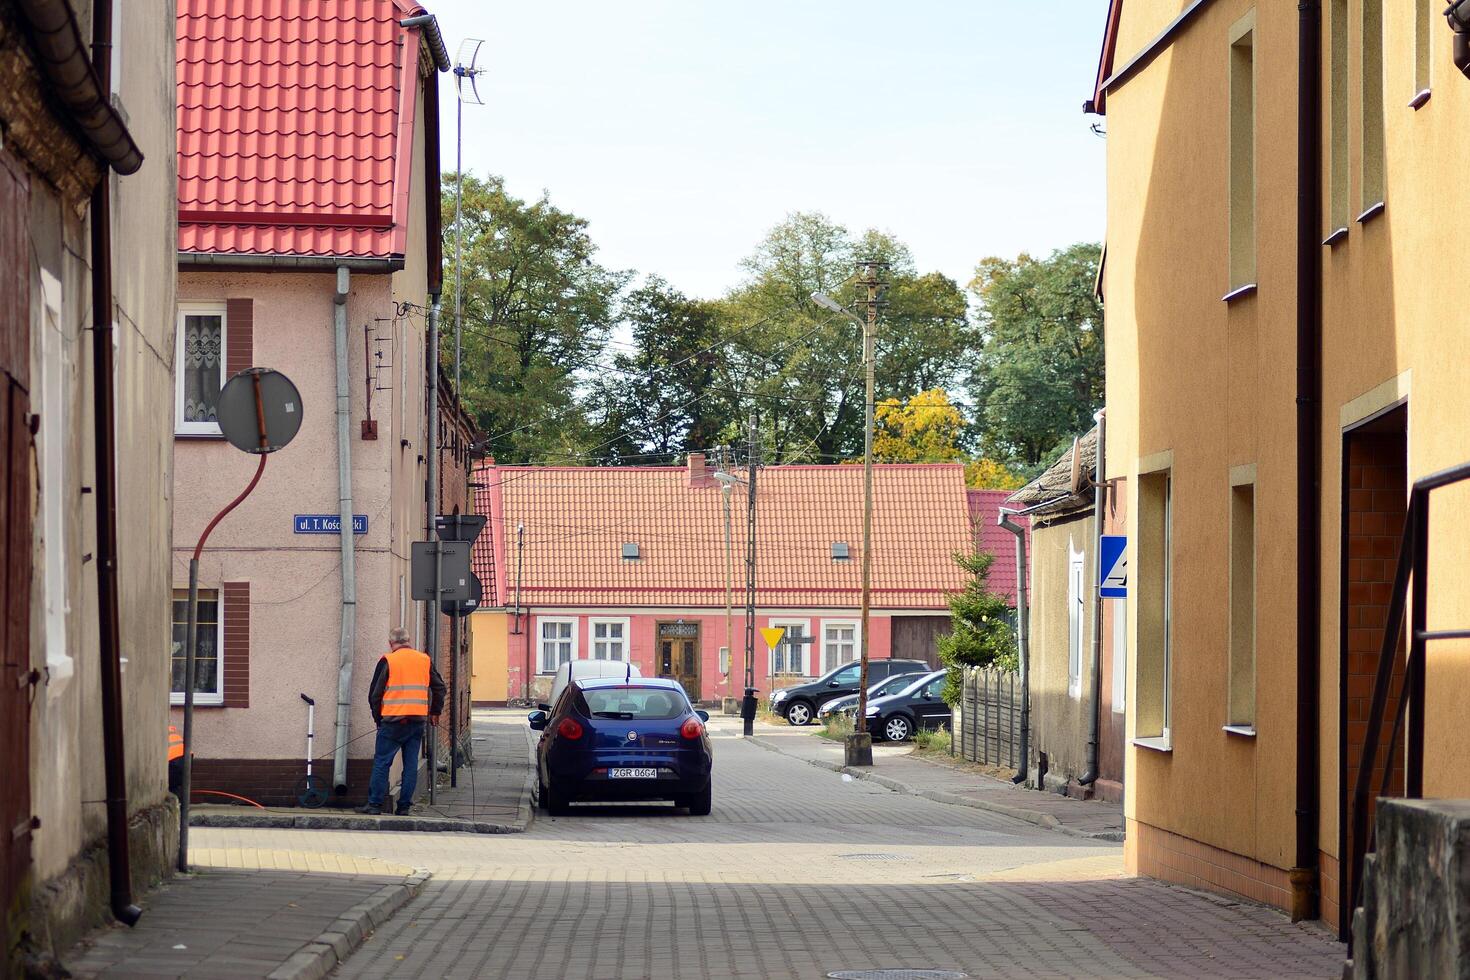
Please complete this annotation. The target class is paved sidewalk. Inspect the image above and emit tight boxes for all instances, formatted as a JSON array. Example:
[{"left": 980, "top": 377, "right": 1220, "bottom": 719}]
[
  {"left": 189, "top": 709, "right": 535, "bottom": 835},
  {"left": 65, "top": 849, "right": 429, "bottom": 980},
  {"left": 747, "top": 721, "right": 1125, "bottom": 841}
]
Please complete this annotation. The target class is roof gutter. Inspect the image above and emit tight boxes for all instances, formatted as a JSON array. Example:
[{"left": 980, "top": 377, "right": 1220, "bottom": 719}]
[
  {"left": 13, "top": 0, "right": 143, "bottom": 173},
  {"left": 178, "top": 252, "right": 403, "bottom": 274},
  {"left": 1292, "top": 0, "right": 1323, "bottom": 924},
  {"left": 399, "top": 13, "right": 451, "bottom": 72}
]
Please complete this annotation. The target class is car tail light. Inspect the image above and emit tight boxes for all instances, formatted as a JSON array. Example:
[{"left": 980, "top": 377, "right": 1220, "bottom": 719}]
[
  {"left": 680, "top": 717, "right": 704, "bottom": 739},
  {"left": 557, "top": 717, "right": 584, "bottom": 740}
]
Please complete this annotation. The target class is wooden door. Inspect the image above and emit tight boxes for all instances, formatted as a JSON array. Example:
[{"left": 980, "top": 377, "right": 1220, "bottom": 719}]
[
  {"left": 657, "top": 624, "right": 701, "bottom": 702},
  {"left": 0, "top": 146, "right": 33, "bottom": 962}
]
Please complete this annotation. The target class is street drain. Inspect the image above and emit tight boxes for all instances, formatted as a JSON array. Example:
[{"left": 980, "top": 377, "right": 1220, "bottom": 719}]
[
  {"left": 827, "top": 972, "right": 969, "bottom": 980},
  {"left": 836, "top": 852, "right": 903, "bottom": 861}
]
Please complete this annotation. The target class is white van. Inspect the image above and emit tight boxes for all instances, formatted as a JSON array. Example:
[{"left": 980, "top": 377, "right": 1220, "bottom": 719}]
[{"left": 544, "top": 660, "right": 642, "bottom": 711}]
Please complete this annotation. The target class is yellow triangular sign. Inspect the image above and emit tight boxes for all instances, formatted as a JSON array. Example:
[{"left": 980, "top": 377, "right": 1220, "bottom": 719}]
[{"left": 759, "top": 626, "right": 786, "bottom": 650}]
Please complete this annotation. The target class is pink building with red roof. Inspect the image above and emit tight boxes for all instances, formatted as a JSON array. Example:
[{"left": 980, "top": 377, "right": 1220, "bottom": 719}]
[
  {"left": 169, "top": 0, "right": 455, "bottom": 805},
  {"left": 468, "top": 456, "right": 1018, "bottom": 706}
]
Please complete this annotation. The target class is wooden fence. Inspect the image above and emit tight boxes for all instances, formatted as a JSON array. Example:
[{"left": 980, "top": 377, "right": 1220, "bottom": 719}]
[{"left": 958, "top": 667, "right": 1022, "bottom": 770}]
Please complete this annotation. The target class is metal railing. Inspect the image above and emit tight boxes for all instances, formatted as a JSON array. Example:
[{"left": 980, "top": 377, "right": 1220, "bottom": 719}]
[{"left": 1348, "top": 460, "right": 1470, "bottom": 945}]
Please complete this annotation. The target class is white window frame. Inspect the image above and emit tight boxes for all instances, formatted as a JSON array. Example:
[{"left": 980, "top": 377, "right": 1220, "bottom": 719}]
[
  {"left": 819, "top": 619, "right": 860, "bottom": 674},
  {"left": 40, "top": 267, "right": 72, "bottom": 686},
  {"left": 1068, "top": 544, "right": 1085, "bottom": 699},
  {"left": 175, "top": 302, "right": 228, "bottom": 436},
  {"left": 769, "top": 618, "right": 812, "bottom": 676},
  {"left": 170, "top": 588, "right": 224, "bottom": 706},
  {"left": 589, "top": 617, "right": 629, "bottom": 661},
  {"left": 536, "top": 616, "right": 577, "bottom": 674}
]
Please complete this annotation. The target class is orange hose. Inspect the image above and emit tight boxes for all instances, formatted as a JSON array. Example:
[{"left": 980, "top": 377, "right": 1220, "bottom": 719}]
[{"left": 191, "top": 789, "right": 265, "bottom": 809}]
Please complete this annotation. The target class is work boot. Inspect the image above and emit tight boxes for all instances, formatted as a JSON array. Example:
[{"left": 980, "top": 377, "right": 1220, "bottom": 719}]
[
  {"left": 354, "top": 803, "right": 382, "bottom": 815},
  {"left": 394, "top": 805, "right": 413, "bottom": 816}
]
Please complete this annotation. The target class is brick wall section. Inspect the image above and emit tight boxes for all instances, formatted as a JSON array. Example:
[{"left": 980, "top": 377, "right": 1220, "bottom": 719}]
[
  {"left": 1320, "top": 850, "right": 1340, "bottom": 934},
  {"left": 190, "top": 757, "right": 375, "bottom": 807},
  {"left": 225, "top": 298, "right": 252, "bottom": 375},
  {"left": 1126, "top": 818, "right": 1294, "bottom": 912},
  {"left": 221, "top": 582, "right": 250, "bottom": 707},
  {"left": 1342, "top": 431, "right": 1407, "bottom": 914}
]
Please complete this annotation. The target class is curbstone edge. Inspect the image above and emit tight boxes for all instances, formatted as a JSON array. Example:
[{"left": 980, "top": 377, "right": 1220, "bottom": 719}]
[{"left": 264, "top": 867, "right": 431, "bottom": 980}]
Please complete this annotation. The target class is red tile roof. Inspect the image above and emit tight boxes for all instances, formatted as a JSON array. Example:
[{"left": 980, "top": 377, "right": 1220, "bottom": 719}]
[
  {"left": 177, "top": 0, "right": 436, "bottom": 259},
  {"left": 472, "top": 461, "right": 978, "bottom": 610},
  {"left": 966, "top": 490, "right": 1026, "bottom": 605}
]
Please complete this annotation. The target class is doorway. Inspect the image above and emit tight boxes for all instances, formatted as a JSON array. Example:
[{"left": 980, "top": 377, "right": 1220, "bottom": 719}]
[
  {"left": 1337, "top": 402, "right": 1407, "bottom": 937},
  {"left": 658, "top": 621, "right": 701, "bottom": 702}
]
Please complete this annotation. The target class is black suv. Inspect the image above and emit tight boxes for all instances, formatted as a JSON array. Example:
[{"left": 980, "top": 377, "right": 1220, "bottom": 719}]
[{"left": 769, "top": 659, "right": 931, "bottom": 726}]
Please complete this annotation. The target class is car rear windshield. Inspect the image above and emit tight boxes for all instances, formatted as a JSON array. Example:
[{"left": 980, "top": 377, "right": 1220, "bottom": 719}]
[{"left": 576, "top": 686, "right": 686, "bottom": 720}]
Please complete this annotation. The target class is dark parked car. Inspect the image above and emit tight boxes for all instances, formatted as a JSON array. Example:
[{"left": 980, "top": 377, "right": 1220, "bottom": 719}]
[
  {"left": 863, "top": 669, "right": 951, "bottom": 742},
  {"left": 816, "top": 670, "right": 931, "bottom": 723},
  {"left": 528, "top": 677, "right": 713, "bottom": 816},
  {"left": 769, "top": 659, "right": 931, "bottom": 726}
]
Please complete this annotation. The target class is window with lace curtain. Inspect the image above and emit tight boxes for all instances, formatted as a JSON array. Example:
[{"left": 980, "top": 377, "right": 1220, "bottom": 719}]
[{"left": 176, "top": 305, "right": 226, "bottom": 434}]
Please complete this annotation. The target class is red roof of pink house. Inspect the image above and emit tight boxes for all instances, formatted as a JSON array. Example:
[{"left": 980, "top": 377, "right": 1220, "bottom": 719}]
[
  {"left": 472, "top": 459, "right": 978, "bottom": 610},
  {"left": 966, "top": 490, "right": 1026, "bottom": 605},
  {"left": 177, "top": 0, "right": 439, "bottom": 260}
]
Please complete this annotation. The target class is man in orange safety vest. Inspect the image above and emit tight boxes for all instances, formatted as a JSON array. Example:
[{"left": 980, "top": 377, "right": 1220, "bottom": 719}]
[
  {"left": 356, "top": 628, "right": 445, "bottom": 815},
  {"left": 168, "top": 724, "right": 185, "bottom": 797}
]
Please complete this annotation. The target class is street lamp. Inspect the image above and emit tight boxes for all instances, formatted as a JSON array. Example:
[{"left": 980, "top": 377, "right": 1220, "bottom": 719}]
[{"left": 811, "top": 289, "right": 877, "bottom": 766}]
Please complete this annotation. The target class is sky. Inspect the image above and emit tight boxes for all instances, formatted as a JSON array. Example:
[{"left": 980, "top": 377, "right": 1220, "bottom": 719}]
[{"left": 428, "top": 1, "right": 1109, "bottom": 301}]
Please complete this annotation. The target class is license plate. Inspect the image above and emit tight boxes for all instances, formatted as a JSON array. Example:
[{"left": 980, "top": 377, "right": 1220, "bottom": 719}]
[{"left": 608, "top": 767, "right": 657, "bottom": 779}]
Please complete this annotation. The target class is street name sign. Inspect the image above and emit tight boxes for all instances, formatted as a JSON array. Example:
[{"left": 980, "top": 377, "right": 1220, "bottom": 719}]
[{"left": 293, "top": 514, "right": 368, "bottom": 535}]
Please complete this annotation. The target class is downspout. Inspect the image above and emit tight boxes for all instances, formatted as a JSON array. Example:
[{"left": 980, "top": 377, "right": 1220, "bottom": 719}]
[
  {"left": 1080, "top": 411, "right": 1106, "bottom": 786},
  {"left": 1292, "top": 0, "right": 1323, "bottom": 922},
  {"left": 87, "top": 0, "right": 141, "bottom": 927},
  {"left": 331, "top": 267, "right": 358, "bottom": 793},
  {"left": 998, "top": 510, "right": 1031, "bottom": 786}
]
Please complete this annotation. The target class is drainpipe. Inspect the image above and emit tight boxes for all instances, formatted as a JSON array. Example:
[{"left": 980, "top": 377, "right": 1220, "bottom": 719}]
[
  {"left": 332, "top": 267, "right": 358, "bottom": 793},
  {"left": 86, "top": 0, "right": 140, "bottom": 927},
  {"left": 998, "top": 510, "right": 1031, "bottom": 786},
  {"left": 1080, "top": 411, "right": 1106, "bottom": 787},
  {"left": 1292, "top": 0, "right": 1323, "bottom": 922}
]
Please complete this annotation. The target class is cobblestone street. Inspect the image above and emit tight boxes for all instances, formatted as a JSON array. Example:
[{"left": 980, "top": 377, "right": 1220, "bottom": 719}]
[{"left": 165, "top": 711, "right": 1346, "bottom": 980}]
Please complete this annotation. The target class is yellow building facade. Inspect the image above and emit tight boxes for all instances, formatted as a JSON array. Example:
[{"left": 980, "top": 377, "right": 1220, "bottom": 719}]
[{"left": 1095, "top": 0, "right": 1470, "bottom": 936}]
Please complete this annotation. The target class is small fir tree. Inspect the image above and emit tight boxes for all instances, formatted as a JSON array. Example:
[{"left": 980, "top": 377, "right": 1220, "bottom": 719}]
[{"left": 936, "top": 550, "right": 1018, "bottom": 704}]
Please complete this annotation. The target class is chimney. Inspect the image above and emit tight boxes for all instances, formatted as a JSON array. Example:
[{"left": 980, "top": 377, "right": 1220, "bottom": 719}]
[{"left": 687, "top": 452, "right": 712, "bottom": 488}]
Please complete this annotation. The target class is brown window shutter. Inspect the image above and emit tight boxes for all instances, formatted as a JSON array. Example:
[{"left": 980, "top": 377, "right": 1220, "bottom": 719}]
[
  {"left": 221, "top": 582, "right": 250, "bottom": 707},
  {"left": 225, "top": 299, "right": 253, "bottom": 376}
]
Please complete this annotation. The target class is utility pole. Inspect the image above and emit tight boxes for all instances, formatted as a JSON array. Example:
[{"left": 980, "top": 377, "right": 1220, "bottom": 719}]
[
  {"left": 742, "top": 415, "right": 759, "bottom": 736},
  {"left": 849, "top": 259, "right": 886, "bottom": 765},
  {"left": 514, "top": 521, "right": 525, "bottom": 698},
  {"left": 721, "top": 447, "right": 735, "bottom": 700}
]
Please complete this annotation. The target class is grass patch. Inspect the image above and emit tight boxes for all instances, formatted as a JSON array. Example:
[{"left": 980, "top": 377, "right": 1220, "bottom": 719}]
[
  {"left": 911, "top": 726, "right": 953, "bottom": 754},
  {"left": 816, "top": 713, "right": 854, "bottom": 742}
]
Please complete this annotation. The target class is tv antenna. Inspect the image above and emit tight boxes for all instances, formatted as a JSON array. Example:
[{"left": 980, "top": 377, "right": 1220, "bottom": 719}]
[{"left": 452, "top": 38, "right": 487, "bottom": 400}]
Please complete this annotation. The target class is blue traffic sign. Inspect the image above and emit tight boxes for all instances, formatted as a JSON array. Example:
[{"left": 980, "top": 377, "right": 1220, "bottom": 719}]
[
  {"left": 1099, "top": 534, "right": 1127, "bottom": 598},
  {"left": 293, "top": 514, "right": 368, "bottom": 535}
]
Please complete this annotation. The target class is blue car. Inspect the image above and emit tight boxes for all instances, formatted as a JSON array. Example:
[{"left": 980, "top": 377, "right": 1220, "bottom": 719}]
[{"left": 528, "top": 676, "right": 714, "bottom": 816}]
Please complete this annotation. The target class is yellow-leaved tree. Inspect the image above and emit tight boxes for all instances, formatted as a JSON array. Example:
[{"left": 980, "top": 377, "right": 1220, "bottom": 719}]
[{"left": 873, "top": 389, "right": 965, "bottom": 463}]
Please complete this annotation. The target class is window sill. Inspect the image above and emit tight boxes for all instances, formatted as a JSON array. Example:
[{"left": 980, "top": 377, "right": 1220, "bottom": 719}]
[
  {"left": 1409, "top": 89, "right": 1431, "bottom": 111},
  {"left": 1322, "top": 227, "right": 1349, "bottom": 248},
  {"left": 1222, "top": 724, "right": 1257, "bottom": 738},
  {"left": 1356, "top": 202, "right": 1386, "bottom": 225},
  {"left": 1222, "top": 283, "right": 1257, "bottom": 304},
  {"left": 1132, "top": 736, "right": 1173, "bottom": 753},
  {"left": 175, "top": 430, "right": 225, "bottom": 440},
  {"left": 170, "top": 696, "right": 224, "bottom": 707}
]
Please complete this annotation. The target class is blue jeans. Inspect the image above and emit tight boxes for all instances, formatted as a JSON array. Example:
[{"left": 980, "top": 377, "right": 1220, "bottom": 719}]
[{"left": 367, "top": 719, "right": 425, "bottom": 808}]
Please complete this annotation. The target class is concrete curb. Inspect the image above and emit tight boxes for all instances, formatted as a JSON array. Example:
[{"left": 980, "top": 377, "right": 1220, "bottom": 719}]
[
  {"left": 190, "top": 811, "right": 522, "bottom": 835},
  {"left": 515, "top": 724, "right": 538, "bottom": 830},
  {"left": 748, "top": 735, "right": 1125, "bottom": 843},
  {"left": 265, "top": 867, "right": 432, "bottom": 980}
]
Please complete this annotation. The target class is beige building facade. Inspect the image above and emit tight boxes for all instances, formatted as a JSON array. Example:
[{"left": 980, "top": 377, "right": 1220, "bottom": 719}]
[
  {"left": 2, "top": 0, "right": 179, "bottom": 965},
  {"left": 1095, "top": 0, "right": 1470, "bottom": 935}
]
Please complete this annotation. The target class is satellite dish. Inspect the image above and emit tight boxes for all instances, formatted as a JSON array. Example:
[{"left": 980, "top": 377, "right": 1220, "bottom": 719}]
[
  {"left": 454, "top": 38, "right": 486, "bottom": 105},
  {"left": 216, "top": 368, "right": 303, "bottom": 454}
]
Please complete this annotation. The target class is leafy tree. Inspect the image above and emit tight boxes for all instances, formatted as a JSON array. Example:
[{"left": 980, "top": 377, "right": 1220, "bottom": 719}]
[
  {"left": 586, "top": 277, "right": 735, "bottom": 462},
  {"left": 441, "top": 173, "right": 630, "bottom": 462},
  {"left": 968, "top": 243, "right": 1103, "bottom": 469},
  {"left": 964, "top": 458, "right": 1026, "bottom": 490},
  {"left": 936, "top": 551, "right": 1017, "bottom": 704},
  {"left": 873, "top": 389, "right": 965, "bottom": 463}
]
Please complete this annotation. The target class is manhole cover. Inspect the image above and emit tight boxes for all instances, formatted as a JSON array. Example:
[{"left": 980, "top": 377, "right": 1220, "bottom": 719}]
[
  {"left": 836, "top": 852, "right": 903, "bottom": 861},
  {"left": 827, "top": 972, "right": 969, "bottom": 980}
]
